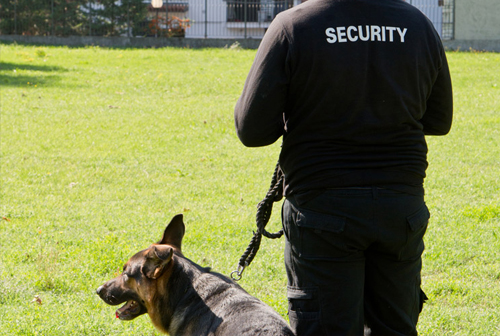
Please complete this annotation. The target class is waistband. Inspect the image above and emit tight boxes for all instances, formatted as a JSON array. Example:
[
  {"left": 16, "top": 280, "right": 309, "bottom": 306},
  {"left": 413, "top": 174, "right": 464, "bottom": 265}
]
[{"left": 289, "top": 184, "right": 424, "bottom": 206}]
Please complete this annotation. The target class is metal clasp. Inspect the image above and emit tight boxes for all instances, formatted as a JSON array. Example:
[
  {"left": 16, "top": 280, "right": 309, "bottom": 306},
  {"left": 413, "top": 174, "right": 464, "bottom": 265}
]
[{"left": 230, "top": 263, "right": 246, "bottom": 281}]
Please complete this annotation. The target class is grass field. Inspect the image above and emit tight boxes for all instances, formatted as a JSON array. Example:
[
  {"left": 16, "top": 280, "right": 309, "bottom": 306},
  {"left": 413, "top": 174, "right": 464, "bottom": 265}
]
[{"left": 1, "top": 43, "right": 499, "bottom": 335}]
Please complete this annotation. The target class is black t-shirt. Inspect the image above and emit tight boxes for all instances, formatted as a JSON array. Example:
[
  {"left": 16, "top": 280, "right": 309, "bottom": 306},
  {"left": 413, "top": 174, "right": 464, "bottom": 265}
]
[{"left": 234, "top": 0, "right": 453, "bottom": 196}]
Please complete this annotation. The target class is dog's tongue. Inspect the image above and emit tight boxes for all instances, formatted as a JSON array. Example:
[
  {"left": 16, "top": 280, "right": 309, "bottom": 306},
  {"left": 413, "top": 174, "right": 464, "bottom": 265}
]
[{"left": 116, "top": 300, "right": 134, "bottom": 319}]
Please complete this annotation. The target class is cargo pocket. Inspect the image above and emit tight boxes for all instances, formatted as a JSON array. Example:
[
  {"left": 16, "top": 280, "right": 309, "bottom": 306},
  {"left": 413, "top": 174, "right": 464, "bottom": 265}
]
[
  {"left": 287, "top": 286, "right": 321, "bottom": 335},
  {"left": 295, "top": 208, "right": 347, "bottom": 260},
  {"left": 407, "top": 203, "right": 430, "bottom": 233},
  {"left": 400, "top": 204, "right": 430, "bottom": 260}
]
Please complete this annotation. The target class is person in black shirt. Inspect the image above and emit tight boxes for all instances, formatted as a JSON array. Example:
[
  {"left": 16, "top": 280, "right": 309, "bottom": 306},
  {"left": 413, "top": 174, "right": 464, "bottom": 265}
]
[{"left": 234, "top": 0, "right": 453, "bottom": 335}]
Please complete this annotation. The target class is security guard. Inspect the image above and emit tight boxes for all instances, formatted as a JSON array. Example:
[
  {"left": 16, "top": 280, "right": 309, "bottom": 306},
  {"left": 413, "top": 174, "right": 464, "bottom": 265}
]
[{"left": 234, "top": 0, "right": 453, "bottom": 335}]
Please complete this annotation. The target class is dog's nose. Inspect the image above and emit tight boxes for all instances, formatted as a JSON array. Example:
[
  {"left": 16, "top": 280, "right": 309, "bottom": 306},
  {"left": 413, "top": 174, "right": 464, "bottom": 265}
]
[{"left": 96, "top": 286, "right": 104, "bottom": 295}]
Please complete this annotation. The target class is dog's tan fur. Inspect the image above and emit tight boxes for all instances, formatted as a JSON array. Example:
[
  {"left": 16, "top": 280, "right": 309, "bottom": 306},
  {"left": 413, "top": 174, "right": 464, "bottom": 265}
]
[{"left": 96, "top": 214, "right": 294, "bottom": 336}]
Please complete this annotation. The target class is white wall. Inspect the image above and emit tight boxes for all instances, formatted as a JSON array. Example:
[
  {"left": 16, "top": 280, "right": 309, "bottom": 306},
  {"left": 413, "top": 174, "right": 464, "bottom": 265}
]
[{"left": 455, "top": 0, "right": 500, "bottom": 40}]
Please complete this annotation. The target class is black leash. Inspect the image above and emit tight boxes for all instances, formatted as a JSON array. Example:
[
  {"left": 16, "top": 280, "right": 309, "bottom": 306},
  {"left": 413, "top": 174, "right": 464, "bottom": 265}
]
[{"left": 231, "top": 161, "right": 285, "bottom": 281}]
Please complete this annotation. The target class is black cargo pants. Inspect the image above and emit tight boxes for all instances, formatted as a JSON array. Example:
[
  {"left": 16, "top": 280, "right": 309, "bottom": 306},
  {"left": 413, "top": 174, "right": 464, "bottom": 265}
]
[{"left": 282, "top": 187, "right": 429, "bottom": 336}]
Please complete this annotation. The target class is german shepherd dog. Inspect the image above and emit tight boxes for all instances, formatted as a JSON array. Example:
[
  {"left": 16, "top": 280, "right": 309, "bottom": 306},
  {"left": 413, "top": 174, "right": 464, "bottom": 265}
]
[{"left": 96, "top": 214, "right": 294, "bottom": 336}]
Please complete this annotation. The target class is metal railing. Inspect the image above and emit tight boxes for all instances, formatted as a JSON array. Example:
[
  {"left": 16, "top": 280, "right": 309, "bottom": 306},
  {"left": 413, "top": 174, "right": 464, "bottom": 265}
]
[
  {"left": 408, "top": 0, "right": 455, "bottom": 40},
  {"left": 0, "top": 0, "right": 454, "bottom": 40}
]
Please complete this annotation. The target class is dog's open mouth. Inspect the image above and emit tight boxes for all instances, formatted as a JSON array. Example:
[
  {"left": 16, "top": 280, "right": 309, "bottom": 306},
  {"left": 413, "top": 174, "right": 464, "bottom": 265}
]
[{"left": 116, "top": 300, "right": 142, "bottom": 320}]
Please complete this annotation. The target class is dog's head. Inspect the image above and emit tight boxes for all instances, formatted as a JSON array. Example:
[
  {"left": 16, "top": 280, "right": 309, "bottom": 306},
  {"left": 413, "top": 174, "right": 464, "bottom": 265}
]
[{"left": 96, "top": 214, "right": 185, "bottom": 322}]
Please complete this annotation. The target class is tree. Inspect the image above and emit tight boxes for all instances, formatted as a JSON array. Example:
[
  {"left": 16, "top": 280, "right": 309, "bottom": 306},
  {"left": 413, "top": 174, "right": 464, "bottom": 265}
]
[
  {"left": 0, "top": 0, "right": 51, "bottom": 35},
  {"left": 82, "top": 0, "right": 147, "bottom": 37},
  {"left": 0, "top": 0, "right": 148, "bottom": 37},
  {"left": 52, "top": 0, "right": 83, "bottom": 36}
]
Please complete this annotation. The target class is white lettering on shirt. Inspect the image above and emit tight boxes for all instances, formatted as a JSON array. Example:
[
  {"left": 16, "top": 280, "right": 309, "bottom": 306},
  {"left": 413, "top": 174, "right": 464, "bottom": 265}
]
[
  {"left": 386, "top": 26, "right": 397, "bottom": 42},
  {"left": 371, "top": 25, "right": 381, "bottom": 41},
  {"left": 397, "top": 27, "right": 408, "bottom": 42},
  {"left": 347, "top": 26, "right": 358, "bottom": 42},
  {"left": 358, "top": 25, "right": 370, "bottom": 41},
  {"left": 325, "top": 27, "right": 337, "bottom": 43},
  {"left": 325, "top": 25, "right": 408, "bottom": 44},
  {"left": 337, "top": 26, "right": 347, "bottom": 42}
]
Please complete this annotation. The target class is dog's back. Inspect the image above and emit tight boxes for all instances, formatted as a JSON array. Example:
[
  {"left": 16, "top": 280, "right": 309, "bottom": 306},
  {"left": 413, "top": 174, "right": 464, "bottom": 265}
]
[{"left": 166, "top": 255, "right": 294, "bottom": 336}]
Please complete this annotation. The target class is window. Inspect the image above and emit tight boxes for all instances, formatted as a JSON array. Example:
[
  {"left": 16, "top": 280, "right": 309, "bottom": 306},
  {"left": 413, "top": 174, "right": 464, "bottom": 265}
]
[{"left": 227, "top": 0, "right": 293, "bottom": 23}]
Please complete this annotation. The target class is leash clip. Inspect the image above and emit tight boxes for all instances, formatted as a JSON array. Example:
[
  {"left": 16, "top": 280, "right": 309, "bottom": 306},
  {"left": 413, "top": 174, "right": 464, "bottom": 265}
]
[{"left": 230, "top": 263, "right": 247, "bottom": 281}]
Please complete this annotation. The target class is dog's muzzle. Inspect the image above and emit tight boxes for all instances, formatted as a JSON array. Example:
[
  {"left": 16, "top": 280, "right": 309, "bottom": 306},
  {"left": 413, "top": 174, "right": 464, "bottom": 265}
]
[{"left": 96, "top": 285, "right": 120, "bottom": 305}]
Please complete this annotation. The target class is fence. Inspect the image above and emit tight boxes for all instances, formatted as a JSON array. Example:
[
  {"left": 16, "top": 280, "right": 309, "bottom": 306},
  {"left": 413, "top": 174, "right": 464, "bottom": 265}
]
[
  {"left": 407, "top": 0, "right": 455, "bottom": 40},
  {"left": 0, "top": 0, "right": 454, "bottom": 41},
  {"left": 0, "top": 0, "right": 179, "bottom": 38}
]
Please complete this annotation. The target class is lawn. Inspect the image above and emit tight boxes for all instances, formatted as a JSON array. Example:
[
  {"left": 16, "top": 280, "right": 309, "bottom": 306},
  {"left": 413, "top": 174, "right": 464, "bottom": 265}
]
[{"left": 1, "top": 44, "right": 499, "bottom": 335}]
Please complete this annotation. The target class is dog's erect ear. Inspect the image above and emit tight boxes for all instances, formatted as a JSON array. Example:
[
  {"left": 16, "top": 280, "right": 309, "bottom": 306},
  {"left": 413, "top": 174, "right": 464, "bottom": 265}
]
[
  {"left": 158, "top": 214, "right": 185, "bottom": 250},
  {"left": 143, "top": 245, "right": 173, "bottom": 279}
]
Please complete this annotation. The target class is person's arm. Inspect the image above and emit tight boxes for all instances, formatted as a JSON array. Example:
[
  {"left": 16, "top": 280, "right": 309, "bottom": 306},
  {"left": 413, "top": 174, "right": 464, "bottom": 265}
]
[
  {"left": 421, "top": 48, "right": 453, "bottom": 135},
  {"left": 234, "top": 17, "right": 290, "bottom": 147}
]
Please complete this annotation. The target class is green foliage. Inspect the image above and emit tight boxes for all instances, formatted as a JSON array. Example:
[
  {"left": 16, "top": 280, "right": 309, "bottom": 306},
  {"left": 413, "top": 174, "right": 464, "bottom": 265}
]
[
  {"left": 85, "top": 0, "right": 148, "bottom": 37},
  {"left": 0, "top": 0, "right": 148, "bottom": 36},
  {"left": 0, "top": 0, "right": 51, "bottom": 35},
  {"left": 0, "top": 45, "right": 499, "bottom": 335},
  {"left": 51, "top": 0, "right": 85, "bottom": 36}
]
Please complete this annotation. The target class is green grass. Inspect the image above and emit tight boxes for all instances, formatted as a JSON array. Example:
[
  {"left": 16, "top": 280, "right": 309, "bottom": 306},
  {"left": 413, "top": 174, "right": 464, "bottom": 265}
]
[
  {"left": 1, "top": 44, "right": 499, "bottom": 335},
  {"left": 419, "top": 51, "right": 500, "bottom": 335}
]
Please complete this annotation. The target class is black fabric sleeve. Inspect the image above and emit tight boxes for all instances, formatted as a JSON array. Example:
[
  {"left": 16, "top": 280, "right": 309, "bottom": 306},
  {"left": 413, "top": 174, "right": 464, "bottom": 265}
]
[
  {"left": 421, "top": 48, "right": 453, "bottom": 136},
  {"left": 234, "top": 17, "right": 289, "bottom": 147}
]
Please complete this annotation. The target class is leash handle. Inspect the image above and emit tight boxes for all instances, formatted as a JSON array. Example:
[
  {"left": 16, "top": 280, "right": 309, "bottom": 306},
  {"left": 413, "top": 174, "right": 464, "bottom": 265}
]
[{"left": 232, "top": 162, "right": 284, "bottom": 281}]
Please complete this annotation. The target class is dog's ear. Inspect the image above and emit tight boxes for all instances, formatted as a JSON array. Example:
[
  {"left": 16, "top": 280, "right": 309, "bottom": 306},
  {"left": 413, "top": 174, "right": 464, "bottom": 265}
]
[
  {"left": 143, "top": 245, "right": 173, "bottom": 279},
  {"left": 158, "top": 214, "right": 185, "bottom": 250}
]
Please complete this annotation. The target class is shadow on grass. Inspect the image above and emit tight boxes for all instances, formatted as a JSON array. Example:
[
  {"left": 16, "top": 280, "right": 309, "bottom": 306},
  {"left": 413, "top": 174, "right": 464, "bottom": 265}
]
[{"left": 0, "top": 61, "right": 67, "bottom": 87}]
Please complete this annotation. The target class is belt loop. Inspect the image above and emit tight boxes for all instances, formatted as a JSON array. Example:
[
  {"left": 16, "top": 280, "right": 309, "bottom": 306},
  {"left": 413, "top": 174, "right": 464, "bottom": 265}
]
[{"left": 372, "top": 186, "right": 379, "bottom": 200}]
